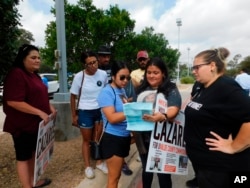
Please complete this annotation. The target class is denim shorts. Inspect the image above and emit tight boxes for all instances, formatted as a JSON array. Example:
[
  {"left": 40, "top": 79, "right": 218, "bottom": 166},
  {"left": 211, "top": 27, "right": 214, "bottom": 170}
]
[{"left": 78, "top": 109, "right": 102, "bottom": 129}]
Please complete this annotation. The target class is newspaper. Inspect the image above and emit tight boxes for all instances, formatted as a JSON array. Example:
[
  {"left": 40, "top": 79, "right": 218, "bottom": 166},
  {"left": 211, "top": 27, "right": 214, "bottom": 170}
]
[
  {"left": 123, "top": 102, "right": 154, "bottom": 131},
  {"left": 145, "top": 93, "right": 188, "bottom": 175},
  {"left": 33, "top": 114, "right": 55, "bottom": 186}
]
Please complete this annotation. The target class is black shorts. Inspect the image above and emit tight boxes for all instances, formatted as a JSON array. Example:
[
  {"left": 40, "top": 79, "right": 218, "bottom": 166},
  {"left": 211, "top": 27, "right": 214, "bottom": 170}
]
[
  {"left": 12, "top": 133, "right": 37, "bottom": 161},
  {"left": 100, "top": 132, "right": 131, "bottom": 159}
]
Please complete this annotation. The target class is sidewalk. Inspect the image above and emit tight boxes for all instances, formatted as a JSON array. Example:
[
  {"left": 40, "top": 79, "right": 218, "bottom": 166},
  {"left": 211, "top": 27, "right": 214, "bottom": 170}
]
[
  {"left": 75, "top": 144, "right": 195, "bottom": 188},
  {"left": 75, "top": 143, "right": 142, "bottom": 188}
]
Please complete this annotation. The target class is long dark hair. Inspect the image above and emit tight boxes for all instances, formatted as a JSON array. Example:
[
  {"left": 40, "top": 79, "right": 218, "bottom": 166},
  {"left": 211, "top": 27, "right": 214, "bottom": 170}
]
[
  {"left": 80, "top": 50, "right": 97, "bottom": 64},
  {"left": 111, "top": 60, "right": 131, "bottom": 77},
  {"left": 136, "top": 57, "right": 176, "bottom": 97},
  {"left": 13, "top": 44, "right": 39, "bottom": 70}
]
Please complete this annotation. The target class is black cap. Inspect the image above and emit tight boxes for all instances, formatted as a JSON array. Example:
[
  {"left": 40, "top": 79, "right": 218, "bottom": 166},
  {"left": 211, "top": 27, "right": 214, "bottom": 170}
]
[{"left": 97, "top": 45, "right": 111, "bottom": 55}]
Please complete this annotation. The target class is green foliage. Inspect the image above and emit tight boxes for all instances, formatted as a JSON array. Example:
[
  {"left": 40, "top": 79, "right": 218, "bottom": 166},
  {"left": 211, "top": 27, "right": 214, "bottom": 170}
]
[
  {"left": 238, "top": 56, "right": 250, "bottom": 72},
  {"left": 181, "top": 76, "right": 195, "bottom": 84},
  {"left": 16, "top": 28, "right": 35, "bottom": 47},
  {"left": 41, "top": 0, "right": 179, "bottom": 75},
  {"left": 225, "top": 56, "right": 250, "bottom": 77},
  {"left": 39, "top": 63, "right": 55, "bottom": 73},
  {"left": 0, "top": 0, "right": 21, "bottom": 81}
]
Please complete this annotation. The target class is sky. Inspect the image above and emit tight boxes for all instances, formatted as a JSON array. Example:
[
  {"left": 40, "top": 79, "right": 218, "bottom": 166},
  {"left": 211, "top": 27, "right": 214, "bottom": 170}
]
[{"left": 18, "top": 0, "right": 250, "bottom": 65}]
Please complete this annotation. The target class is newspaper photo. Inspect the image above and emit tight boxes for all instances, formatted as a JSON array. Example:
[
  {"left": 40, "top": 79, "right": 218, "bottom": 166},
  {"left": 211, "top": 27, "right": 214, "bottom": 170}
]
[
  {"left": 33, "top": 114, "right": 55, "bottom": 186},
  {"left": 146, "top": 93, "right": 188, "bottom": 175}
]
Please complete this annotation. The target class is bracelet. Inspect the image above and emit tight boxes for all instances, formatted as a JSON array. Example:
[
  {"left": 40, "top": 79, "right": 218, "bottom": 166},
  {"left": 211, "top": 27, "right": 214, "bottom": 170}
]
[{"left": 161, "top": 113, "right": 168, "bottom": 121}]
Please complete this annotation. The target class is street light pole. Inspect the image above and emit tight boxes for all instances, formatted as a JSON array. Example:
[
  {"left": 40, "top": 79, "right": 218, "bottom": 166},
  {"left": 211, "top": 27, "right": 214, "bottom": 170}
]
[
  {"left": 187, "top": 47, "right": 190, "bottom": 76},
  {"left": 176, "top": 18, "right": 182, "bottom": 84}
]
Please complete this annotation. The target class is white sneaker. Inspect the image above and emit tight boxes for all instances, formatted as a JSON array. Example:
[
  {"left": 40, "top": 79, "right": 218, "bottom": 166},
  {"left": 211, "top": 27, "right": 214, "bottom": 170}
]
[
  {"left": 96, "top": 162, "right": 108, "bottom": 174},
  {"left": 85, "top": 167, "right": 95, "bottom": 179}
]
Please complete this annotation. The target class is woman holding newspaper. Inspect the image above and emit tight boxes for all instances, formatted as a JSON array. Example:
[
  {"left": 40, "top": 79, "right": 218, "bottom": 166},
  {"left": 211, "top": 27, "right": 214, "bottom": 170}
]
[
  {"left": 97, "top": 61, "right": 132, "bottom": 188},
  {"left": 135, "top": 57, "right": 182, "bottom": 188},
  {"left": 3, "top": 44, "right": 56, "bottom": 188},
  {"left": 184, "top": 47, "right": 250, "bottom": 188}
]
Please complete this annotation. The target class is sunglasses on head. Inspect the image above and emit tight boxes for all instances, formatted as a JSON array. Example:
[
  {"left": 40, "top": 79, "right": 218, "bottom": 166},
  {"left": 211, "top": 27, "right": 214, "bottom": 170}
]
[{"left": 120, "top": 75, "right": 131, "bottom": 81}]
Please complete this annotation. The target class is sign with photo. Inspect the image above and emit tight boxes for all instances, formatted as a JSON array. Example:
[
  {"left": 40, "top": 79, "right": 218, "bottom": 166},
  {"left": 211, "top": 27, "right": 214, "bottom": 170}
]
[{"left": 33, "top": 115, "right": 55, "bottom": 186}]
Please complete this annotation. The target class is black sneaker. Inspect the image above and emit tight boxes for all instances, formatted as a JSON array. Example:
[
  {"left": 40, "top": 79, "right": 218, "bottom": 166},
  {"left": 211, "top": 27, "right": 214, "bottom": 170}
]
[
  {"left": 186, "top": 177, "right": 198, "bottom": 187},
  {"left": 122, "top": 162, "right": 133, "bottom": 176}
]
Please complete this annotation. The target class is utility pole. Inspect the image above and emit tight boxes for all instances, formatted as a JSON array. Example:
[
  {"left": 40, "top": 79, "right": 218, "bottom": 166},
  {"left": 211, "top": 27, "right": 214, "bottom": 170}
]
[
  {"left": 52, "top": 0, "right": 80, "bottom": 141},
  {"left": 176, "top": 18, "right": 182, "bottom": 84},
  {"left": 187, "top": 47, "right": 190, "bottom": 76},
  {"left": 54, "top": 0, "right": 69, "bottom": 101}
]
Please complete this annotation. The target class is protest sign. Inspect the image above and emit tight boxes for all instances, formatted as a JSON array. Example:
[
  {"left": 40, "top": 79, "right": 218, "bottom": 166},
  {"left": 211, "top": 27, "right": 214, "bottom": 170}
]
[
  {"left": 146, "top": 93, "right": 188, "bottom": 175},
  {"left": 33, "top": 115, "right": 55, "bottom": 186}
]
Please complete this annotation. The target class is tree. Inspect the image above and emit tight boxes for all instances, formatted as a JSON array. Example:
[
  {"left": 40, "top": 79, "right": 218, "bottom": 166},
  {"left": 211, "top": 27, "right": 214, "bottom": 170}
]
[
  {"left": 16, "top": 28, "right": 35, "bottom": 47},
  {"left": 0, "top": 0, "right": 21, "bottom": 82},
  {"left": 238, "top": 56, "right": 250, "bottom": 72},
  {"left": 115, "top": 27, "right": 179, "bottom": 78},
  {"left": 41, "top": 0, "right": 135, "bottom": 73},
  {"left": 41, "top": 0, "right": 179, "bottom": 76}
]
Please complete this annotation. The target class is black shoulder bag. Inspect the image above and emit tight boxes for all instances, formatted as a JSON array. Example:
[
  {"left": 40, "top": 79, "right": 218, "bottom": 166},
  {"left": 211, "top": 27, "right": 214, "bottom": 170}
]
[{"left": 90, "top": 85, "right": 115, "bottom": 160}]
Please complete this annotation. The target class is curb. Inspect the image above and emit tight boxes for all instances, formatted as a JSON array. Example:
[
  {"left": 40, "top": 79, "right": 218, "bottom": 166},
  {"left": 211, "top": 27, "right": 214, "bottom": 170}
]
[{"left": 75, "top": 143, "right": 142, "bottom": 188}]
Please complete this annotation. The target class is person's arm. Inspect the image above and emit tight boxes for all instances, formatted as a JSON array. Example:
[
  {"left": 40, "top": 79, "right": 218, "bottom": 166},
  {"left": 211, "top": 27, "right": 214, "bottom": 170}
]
[
  {"left": 205, "top": 122, "right": 250, "bottom": 154},
  {"left": 49, "top": 104, "right": 57, "bottom": 120},
  {"left": 102, "top": 106, "right": 126, "bottom": 124},
  {"left": 143, "top": 106, "right": 180, "bottom": 122},
  {"left": 6, "top": 101, "right": 50, "bottom": 124},
  {"left": 70, "top": 94, "right": 78, "bottom": 126}
]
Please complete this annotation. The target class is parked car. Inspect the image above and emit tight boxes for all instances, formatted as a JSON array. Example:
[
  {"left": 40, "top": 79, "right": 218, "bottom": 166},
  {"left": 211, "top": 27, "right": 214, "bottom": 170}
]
[{"left": 39, "top": 73, "right": 59, "bottom": 96}]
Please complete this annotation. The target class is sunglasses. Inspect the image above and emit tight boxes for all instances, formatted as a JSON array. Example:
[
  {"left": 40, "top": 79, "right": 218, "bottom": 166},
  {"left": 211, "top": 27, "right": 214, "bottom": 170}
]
[
  {"left": 86, "top": 60, "right": 98, "bottom": 67},
  {"left": 138, "top": 57, "right": 147, "bottom": 62},
  {"left": 191, "top": 62, "right": 211, "bottom": 71},
  {"left": 120, "top": 75, "right": 131, "bottom": 81}
]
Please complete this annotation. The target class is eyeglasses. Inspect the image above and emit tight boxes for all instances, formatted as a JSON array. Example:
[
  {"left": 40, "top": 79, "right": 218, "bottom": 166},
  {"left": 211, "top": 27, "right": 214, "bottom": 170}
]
[
  {"left": 191, "top": 62, "right": 211, "bottom": 71},
  {"left": 120, "top": 75, "right": 131, "bottom": 81},
  {"left": 86, "top": 60, "right": 98, "bottom": 67},
  {"left": 138, "top": 58, "right": 147, "bottom": 62}
]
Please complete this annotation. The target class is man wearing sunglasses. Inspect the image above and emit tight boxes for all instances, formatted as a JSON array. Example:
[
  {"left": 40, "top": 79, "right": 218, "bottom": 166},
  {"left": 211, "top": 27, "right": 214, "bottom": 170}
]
[{"left": 131, "top": 50, "right": 149, "bottom": 88}]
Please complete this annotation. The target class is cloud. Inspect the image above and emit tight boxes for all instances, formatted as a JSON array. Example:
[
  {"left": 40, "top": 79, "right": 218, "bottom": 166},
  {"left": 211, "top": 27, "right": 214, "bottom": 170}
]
[
  {"left": 18, "top": 0, "right": 250, "bottom": 63},
  {"left": 18, "top": 0, "right": 54, "bottom": 47}
]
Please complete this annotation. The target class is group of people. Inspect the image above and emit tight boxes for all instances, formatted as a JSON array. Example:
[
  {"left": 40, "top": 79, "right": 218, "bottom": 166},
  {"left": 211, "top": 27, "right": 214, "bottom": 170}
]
[{"left": 2, "top": 43, "right": 250, "bottom": 188}]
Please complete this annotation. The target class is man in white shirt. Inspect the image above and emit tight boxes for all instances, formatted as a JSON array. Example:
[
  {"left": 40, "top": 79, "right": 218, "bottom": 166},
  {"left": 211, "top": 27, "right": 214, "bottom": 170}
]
[{"left": 235, "top": 68, "right": 250, "bottom": 95}]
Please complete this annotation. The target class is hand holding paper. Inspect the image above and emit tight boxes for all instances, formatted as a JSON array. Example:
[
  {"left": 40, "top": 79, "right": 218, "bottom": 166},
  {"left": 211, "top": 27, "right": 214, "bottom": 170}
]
[{"left": 123, "top": 102, "right": 155, "bottom": 131}]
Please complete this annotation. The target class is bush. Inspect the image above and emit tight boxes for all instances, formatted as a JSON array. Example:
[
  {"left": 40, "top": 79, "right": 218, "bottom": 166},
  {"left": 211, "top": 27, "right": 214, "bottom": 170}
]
[{"left": 181, "top": 76, "right": 195, "bottom": 84}]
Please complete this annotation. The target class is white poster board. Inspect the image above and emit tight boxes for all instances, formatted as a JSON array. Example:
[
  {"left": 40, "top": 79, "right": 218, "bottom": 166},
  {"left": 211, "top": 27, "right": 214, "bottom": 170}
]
[
  {"left": 145, "top": 93, "right": 188, "bottom": 175},
  {"left": 33, "top": 115, "right": 55, "bottom": 186}
]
